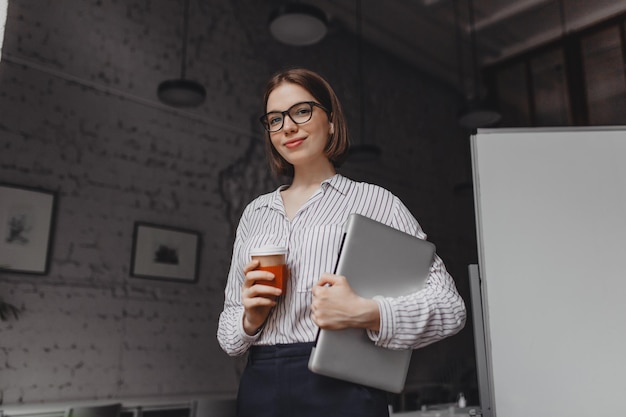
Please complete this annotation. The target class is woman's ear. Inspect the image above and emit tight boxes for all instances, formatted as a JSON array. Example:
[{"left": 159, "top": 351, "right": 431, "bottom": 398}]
[{"left": 329, "top": 123, "right": 335, "bottom": 134}]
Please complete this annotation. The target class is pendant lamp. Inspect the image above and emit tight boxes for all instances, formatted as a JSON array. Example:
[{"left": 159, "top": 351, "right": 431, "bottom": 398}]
[
  {"left": 348, "top": 0, "right": 381, "bottom": 162},
  {"left": 268, "top": 3, "right": 328, "bottom": 46},
  {"left": 157, "top": 0, "right": 206, "bottom": 107},
  {"left": 457, "top": 0, "right": 501, "bottom": 129},
  {"left": 458, "top": 101, "right": 502, "bottom": 129}
]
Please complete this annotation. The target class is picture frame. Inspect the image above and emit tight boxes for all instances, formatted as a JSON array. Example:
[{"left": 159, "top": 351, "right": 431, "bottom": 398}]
[
  {"left": 130, "top": 222, "right": 201, "bottom": 283},
  {"left": 0, "top": 183, "right": 57, "bottom": 275}
]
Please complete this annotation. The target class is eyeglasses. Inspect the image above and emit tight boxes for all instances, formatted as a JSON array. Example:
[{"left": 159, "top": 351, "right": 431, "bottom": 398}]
[{"left": 259, "top": 101, "right": 329, "bottom": 132}]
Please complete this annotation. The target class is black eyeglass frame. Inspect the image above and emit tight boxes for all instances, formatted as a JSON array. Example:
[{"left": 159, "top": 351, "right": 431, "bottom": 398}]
[{"left": 259, "top": 101, "right": 330, "bottom": 132}]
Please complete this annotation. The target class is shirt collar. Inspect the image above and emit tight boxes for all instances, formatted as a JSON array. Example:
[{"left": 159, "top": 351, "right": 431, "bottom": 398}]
[
  {"left": 259, "top": 174, "right": 349, "bottom": 212},
  {"left": 320, "top": 173, "right": 349, "bottom": 196}
]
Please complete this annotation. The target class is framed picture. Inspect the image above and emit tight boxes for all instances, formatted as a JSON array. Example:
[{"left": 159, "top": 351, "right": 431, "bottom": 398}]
[
  {"left": 130, "top": 222, "right": 201, "bottom": 283},
  {"left": 0, "top": 183, "right": 57, "bottom": 274}
]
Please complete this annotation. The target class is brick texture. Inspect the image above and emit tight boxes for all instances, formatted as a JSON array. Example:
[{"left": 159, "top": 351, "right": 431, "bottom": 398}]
[{"left": 0, "top": 0, "right": 478, "bottom": 405}]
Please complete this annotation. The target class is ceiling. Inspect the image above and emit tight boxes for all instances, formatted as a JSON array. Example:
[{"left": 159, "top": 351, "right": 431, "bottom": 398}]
[{"left": 312, "top": 0, "right": 626, "bottom": 91}]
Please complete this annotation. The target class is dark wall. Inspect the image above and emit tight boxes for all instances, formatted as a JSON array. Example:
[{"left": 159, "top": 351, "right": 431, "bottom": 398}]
[{"left": 0, "top": 0, "right": 477, "bottom": 406}]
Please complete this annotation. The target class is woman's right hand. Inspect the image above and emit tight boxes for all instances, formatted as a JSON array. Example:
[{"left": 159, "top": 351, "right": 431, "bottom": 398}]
[{"left": 241, "top": 259, "right": 282, "bottom": 335}]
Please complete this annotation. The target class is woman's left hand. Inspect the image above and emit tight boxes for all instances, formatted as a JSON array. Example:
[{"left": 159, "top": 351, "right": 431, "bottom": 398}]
[{"left": 311, "top": 273, "right": 380, "bottom": 331}]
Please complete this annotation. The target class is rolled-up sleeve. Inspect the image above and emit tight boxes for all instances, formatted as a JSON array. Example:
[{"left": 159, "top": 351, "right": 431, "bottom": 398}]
[
  {"left": 366, "top": 199, "right": 466, "bottom": 349},
  {"left": 217, "top": 207, "right": 260, "bottom": 356}
]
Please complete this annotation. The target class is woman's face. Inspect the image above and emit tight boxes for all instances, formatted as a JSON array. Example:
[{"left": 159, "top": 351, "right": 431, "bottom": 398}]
[{"left": 265, "top": 82, "right": 332, "bottom": 170}]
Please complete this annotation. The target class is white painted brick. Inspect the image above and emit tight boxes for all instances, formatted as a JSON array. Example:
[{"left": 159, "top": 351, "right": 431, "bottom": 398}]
[{"left": 0, "top": 0, "right": 478, "bottom": 406}]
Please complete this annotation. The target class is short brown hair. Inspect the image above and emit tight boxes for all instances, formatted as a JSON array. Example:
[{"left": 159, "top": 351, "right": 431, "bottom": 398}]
[{"left": 261, "top": 68, "right": 350, "bottom": 177}]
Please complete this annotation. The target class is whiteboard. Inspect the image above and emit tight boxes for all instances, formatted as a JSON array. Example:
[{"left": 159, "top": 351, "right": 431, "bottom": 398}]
[{"left": 471, "top": 127, "right": 626, "bottom": 417}]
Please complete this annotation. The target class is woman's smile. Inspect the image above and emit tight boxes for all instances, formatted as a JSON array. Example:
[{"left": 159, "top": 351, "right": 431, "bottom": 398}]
[{"left": 284, "top": 137, "right": 306, "bottom": 149}]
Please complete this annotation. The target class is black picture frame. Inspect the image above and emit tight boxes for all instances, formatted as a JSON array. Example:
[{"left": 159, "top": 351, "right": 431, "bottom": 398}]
[
  {"left": 0, "top": 183, "right": 57, "bottom": 275},
  {"left": 130, "top": 222, "right": 201, "bottom": 283}
]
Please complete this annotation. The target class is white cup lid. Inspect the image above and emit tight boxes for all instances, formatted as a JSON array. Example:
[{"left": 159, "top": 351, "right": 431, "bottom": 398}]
[{"left": 250, "top": 245, "right": 287, "bottom": 256}]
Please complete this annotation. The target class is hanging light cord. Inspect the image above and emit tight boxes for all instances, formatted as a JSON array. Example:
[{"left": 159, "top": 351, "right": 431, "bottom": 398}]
[
  {"left": 558, "top": 0, "right": 566, "bottom": 38},
  {"left": 468, "top": 0, "right": 480, "bottom": 100},
  {"left": 180, "top": 0, "right": 190, "bottom": 79},
  {"left": 356, "top": 0, "right": 365, "bottom": 145},
  {"left": 453, "top": 0, "right": 465, "bottom": 96}
]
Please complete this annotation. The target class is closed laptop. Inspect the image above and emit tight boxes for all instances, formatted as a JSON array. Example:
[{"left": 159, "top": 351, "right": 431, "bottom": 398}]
[{"left": 308, "top": 213, "right": 435, "bottom": 393}]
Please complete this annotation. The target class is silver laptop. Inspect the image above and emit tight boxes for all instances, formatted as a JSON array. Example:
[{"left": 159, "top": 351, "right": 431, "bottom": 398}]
[{"left": 308, "top": 213, "right": 435, "bottom": 393}]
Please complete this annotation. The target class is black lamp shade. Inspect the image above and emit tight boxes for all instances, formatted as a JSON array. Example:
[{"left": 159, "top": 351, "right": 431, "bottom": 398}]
[
  {"left": 269, "top": 3, "right": 328, "bottom": 46},
  {"left": 157, "top": 79, "right": 206, "bottom": 108},
  {"left": 458, "top": 100, "right": 501, "bottom": 129}
]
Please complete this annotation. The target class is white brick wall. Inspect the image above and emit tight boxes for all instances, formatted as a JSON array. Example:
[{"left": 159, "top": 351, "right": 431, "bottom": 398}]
[{"left": 0, "top": 0, "right": 478, "bottom": 406}]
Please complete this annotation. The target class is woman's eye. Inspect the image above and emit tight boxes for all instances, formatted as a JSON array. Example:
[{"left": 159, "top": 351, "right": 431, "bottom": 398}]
[
  {"left": 269, "top": 116, "right": 283, "bottom": 126},
  {"left": 294, "top": 108, "right": 311, "bottom": 116}
]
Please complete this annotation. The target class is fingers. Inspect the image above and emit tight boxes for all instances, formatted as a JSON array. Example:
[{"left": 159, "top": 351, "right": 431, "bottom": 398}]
[
  {"left": 242, "top": 280, "right": 281, "bottom": 303},
  {"left": 241, "top": 268, "right": 280, "bottom": 334},
  {"left": 243, "top": 259, "right": 260, "bottom": 274},
  {"left": 244, "top": 269, "right": 278, "bottom": 286},
  {"left": 240, "top": 261, "right": 283, "bottom": 334},
  {"left": 242, "top": 294, "right": 277, "bottom": 312},
  {"left": 243, "top": 260, "right": 280, "bottom": 290},
  {"left": 241, "top": 260, "right": 281, "bottom": 306},
  {"left": 311, "top": 274, "right": 364, "bottom": 330},
  {"left": 312, "top": 274, "right": 349, "bottom": 298},
  {"left": 314, "top": 273, "right": 345, "bottom": 289}
]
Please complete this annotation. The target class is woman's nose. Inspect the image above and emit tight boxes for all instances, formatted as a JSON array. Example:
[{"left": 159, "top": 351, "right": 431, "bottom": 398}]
[{"left": 282, "top": 115, "right": 298, "bottom": 132}]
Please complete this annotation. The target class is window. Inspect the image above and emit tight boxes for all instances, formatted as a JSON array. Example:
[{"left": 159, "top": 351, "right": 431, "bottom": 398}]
[
  {"left": 581, "top": 25, "right": 626, "bottom": 125},
  {"left": 487, "top": 13, "right": 626, "bottom": 127}
]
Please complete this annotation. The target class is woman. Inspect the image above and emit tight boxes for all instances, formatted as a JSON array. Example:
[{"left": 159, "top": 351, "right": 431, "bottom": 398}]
[{"left": 217, "top": 68, "right": 466, "bottom": 417}]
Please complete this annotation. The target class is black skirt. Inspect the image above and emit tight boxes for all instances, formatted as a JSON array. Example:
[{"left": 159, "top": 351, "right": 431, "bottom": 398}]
[{"left": 236, "top": 342, "right": 390, "bottom": 417}]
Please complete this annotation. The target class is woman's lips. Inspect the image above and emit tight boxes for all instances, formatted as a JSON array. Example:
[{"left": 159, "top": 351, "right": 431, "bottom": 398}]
[{"left": 284, "top": 138, "right": 305, "bottom": 149}]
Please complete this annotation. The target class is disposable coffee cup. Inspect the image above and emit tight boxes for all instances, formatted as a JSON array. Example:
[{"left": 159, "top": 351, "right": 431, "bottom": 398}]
[{"left": 250, "top": 246, "right": 288, "bottom": 292}]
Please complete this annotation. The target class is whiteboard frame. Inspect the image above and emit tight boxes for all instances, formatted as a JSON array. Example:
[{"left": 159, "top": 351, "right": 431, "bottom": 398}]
[{"left": 471, "top": 126, "right": 626, "bottom": 417}]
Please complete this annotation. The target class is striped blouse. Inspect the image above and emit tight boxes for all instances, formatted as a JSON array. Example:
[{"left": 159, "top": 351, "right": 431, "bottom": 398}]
[{"left": 217, "top": 174, "right": 466, "bottom": 356}]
